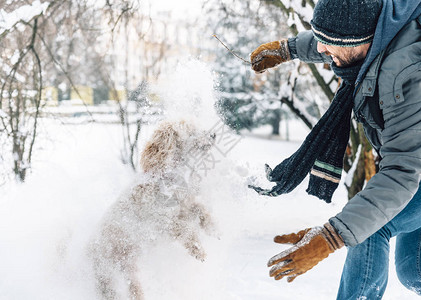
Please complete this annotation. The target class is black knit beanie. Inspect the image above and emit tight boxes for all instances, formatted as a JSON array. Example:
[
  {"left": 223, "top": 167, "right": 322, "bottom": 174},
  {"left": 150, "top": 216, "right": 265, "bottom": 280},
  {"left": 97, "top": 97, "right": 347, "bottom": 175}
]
[{"left": 311, "top": 0, "right": 382, "bottom": 47}]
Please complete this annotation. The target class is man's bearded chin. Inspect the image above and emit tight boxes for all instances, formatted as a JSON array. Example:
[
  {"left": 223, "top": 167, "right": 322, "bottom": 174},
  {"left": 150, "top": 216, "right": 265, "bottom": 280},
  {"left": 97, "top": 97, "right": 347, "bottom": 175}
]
[{"left": 326, "top": 50, "right": 366, "bottom": 67}]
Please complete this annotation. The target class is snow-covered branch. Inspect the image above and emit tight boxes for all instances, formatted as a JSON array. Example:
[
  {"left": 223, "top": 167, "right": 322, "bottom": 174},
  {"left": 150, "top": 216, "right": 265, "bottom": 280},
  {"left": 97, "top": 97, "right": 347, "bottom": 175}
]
[{"left": 0, "top": 1, "right": 51, "bottom": 39}]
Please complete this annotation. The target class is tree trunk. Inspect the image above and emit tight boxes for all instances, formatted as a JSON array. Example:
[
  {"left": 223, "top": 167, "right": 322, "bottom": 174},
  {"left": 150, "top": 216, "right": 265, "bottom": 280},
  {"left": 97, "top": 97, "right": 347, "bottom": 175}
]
[
  {"left": 346, "top": 123, "right": 376, "bottom": 199},
  {"left": 271, "top": 111, "right": 281, "bottom": 135}
]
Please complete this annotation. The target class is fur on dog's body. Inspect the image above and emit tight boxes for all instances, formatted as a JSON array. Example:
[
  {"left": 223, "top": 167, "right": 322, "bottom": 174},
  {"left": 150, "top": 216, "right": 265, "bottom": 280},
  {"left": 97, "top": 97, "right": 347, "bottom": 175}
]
[{"left": 89, "top": 121, "right": 216, "bottom": 300}]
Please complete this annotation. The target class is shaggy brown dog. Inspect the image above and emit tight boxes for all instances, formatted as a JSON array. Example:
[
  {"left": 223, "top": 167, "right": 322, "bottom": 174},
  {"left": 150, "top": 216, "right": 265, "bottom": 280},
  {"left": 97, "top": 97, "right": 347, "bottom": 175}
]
[{"left": 89, "top": 121, "right": 216, "bottom": 300}]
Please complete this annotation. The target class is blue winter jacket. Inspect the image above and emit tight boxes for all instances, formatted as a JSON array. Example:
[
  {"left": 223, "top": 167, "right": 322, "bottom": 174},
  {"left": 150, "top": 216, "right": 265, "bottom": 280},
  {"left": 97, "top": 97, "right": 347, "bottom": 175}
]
[{"left": 290, "top": 2, "right": 421, "bottom": 246}]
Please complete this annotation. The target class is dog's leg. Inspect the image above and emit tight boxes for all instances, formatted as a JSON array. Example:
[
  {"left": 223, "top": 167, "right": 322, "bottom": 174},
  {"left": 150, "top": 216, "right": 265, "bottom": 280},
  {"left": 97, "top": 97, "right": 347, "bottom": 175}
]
[
  {"left": 93, "top": 265, "right": 117, "bottom": 300},
  {"left": 171, "top": 219, "right": 206, "bottom": 261},
  {"left": 121, "top": 258, "right": 144, "bottom": 300},
  {"left": 183, "top": 231, "right": 207, "bottom": 261},
  {"left": 189, "top": 202, "right": 217, "bottom": 236},
  {"left": 127, "top": 275, "right": 143, "bottom": 300},
  {"left": 98, "top": 277, "right": 116, "bottom": 300}
]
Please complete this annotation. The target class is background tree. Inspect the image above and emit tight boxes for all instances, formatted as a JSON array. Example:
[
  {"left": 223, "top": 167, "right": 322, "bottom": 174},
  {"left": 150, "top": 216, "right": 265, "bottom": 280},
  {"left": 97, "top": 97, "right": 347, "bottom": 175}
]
[
  {"left": 205, "top": 0, "right": 324, "bottom": 136},
  {"left": 0, "top": 1, "right": 55, "bottom": 182},
  {"left": 0, "top": 0, "right": 143, "bottom": 182}
]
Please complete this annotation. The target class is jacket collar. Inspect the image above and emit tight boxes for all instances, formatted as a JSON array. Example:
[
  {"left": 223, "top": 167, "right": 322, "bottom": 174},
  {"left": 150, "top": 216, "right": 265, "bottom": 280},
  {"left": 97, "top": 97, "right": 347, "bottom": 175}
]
[{"left": 353, "top": 50, "right": 386, "bottom": 113}]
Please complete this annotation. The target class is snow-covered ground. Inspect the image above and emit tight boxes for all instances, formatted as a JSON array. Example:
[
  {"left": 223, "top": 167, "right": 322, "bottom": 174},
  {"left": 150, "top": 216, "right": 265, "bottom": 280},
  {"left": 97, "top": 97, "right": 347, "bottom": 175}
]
[{"left": 0, "top": 119, "right": 418, "bottom": 300}]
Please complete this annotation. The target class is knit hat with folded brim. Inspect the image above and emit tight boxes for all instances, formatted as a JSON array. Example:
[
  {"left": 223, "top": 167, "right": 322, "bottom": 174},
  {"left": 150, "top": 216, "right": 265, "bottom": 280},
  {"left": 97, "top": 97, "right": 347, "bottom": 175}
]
[{"left": 311, "top": 0, "right": 382, "bottom": 47}]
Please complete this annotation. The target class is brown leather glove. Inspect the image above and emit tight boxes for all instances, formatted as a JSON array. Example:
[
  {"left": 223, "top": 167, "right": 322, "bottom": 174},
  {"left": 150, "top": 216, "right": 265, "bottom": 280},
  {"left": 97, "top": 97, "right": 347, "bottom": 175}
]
[
  {"left": 250, "top": 39, "right": 291, "bottom": 73},
  {"left": 268, "top": 222, "right": 344, "bottom": 282}
]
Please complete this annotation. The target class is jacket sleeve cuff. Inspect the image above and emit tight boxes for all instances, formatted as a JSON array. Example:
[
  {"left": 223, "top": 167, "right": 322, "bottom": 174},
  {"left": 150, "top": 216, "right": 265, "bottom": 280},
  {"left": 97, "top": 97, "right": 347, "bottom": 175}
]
[
  {"left": 329, "top": 217, "right": 359, "bottom": 247},
  {"left": 287, "top": 37, "right": 299, "bottom": 60}
]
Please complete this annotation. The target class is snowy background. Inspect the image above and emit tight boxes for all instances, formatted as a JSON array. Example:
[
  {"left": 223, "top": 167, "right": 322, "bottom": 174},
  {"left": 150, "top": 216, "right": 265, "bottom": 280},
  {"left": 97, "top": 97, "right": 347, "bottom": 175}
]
[{"left": 0, "top": 60, "right": 419, "bottom": 300}]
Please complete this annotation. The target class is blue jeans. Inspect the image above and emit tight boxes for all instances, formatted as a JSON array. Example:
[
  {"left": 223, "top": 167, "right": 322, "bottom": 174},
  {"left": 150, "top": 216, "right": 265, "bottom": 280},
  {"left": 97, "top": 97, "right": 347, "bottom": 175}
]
[{"left": 337, "top": 185, "right": 421, "bottom": 299}]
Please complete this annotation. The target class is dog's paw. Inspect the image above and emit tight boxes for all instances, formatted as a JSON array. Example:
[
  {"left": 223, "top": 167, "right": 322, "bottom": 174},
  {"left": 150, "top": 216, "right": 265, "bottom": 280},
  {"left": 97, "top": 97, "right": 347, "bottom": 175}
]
[
  {"left": 199, "top": 215, "right": 214, "bottom": 230},
  {"left": 190, "top": 243, "right": 206, "bottom": 262}
]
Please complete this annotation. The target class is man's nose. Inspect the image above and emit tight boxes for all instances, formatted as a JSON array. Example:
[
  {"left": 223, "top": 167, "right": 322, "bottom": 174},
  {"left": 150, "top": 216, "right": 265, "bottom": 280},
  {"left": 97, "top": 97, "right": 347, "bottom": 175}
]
[{"left": 317, "top": 42, "right": 327, "bottom": 53}]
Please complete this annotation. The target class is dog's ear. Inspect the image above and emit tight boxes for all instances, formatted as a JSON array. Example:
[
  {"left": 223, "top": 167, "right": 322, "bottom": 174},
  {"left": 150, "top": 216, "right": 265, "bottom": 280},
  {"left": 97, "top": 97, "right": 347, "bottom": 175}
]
[{"left": 140, "top": 123, "right": 180, "bottom": 174}]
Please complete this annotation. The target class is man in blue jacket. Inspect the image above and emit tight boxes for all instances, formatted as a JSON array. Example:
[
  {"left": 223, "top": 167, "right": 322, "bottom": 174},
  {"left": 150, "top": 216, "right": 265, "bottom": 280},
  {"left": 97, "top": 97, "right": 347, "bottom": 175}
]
[{"left": 250, "top": 0, "right": 421, "bottom": 298}]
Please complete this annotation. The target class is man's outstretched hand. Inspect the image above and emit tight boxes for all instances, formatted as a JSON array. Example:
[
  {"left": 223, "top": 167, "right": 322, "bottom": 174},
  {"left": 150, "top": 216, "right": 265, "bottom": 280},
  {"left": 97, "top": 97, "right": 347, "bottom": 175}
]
[
  {"left": 268, "top": 223, "right": 344, "bottom": 282},
  {"left": 250, "top": 39, "right": 291, "bottom": 73}
]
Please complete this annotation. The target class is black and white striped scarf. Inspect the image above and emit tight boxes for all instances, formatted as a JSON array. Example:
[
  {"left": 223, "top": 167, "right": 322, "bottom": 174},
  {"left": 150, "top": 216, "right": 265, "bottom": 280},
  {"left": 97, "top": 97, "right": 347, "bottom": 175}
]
[{"left": 249, "top": 61, "right": 363, "bottom": 203}]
